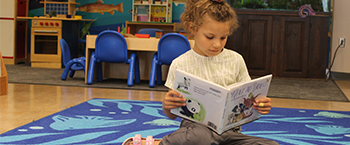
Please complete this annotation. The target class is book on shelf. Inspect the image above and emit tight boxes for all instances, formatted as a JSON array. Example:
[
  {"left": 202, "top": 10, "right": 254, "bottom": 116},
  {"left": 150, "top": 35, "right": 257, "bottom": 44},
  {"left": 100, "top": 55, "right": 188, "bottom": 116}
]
[{"left": 171, "top": 69, "right": 272, "bottom": 134}]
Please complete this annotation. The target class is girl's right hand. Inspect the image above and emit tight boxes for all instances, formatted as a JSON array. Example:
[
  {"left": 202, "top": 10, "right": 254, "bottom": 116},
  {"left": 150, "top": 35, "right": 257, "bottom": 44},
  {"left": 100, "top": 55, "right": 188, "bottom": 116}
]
[
  {"left": 162, "top": 89, "right": 187, "bottom": 119},
  {"left": 163, "top": 89, "right": 187, "bottom": 110}
]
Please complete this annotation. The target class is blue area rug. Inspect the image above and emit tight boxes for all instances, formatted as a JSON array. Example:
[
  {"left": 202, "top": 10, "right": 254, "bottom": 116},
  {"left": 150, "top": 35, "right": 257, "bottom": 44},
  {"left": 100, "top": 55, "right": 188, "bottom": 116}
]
[{"left": 0, "top": 99, "right": 349, "bottom": 145}]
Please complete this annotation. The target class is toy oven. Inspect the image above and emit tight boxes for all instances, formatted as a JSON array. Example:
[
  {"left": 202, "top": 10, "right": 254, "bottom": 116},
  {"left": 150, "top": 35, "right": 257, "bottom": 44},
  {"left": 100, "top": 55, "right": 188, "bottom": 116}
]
[{"left": 30, "top": 20, "right": 62, "bottom": 68}]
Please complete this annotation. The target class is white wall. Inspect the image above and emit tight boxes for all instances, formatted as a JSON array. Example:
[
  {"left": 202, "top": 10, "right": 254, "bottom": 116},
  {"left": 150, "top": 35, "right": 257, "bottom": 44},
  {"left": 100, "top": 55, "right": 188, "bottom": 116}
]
[{"left": 331, "top": 0, "right": 350, "bottom": 73}]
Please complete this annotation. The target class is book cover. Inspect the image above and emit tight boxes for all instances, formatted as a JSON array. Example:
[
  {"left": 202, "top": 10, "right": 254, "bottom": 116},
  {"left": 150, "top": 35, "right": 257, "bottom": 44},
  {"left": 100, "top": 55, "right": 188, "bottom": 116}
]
[{"left": 170, "top": 69, "right": 272, "bottom": 134}]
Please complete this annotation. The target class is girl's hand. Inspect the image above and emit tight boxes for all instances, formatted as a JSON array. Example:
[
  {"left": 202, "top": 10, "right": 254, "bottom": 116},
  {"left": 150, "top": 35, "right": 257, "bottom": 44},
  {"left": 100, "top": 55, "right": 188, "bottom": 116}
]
[
  {"left": 162, "top": 89, "right": 186, "bottom": 119},
  {"left": 253, "top": 97, "right": 272, "bottom": 115},
  {"left": 163, "top": 89, "right": 186, "bottom": 110}
]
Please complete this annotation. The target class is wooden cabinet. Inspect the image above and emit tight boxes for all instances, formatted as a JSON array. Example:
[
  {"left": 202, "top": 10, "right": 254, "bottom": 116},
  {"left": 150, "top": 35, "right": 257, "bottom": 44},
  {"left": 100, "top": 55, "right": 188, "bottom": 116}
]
[
  {"left": 0, "top": 0, "right": 28, "bottom": 65},
  {"left": 229, "top": 15, "right": 273, "bottom": 76},
  {"left": 226, "top": 9, "right": 330, "bottom": 79},
  {"left": 276, "top": 17, "right": 310, "bottom": 78}
]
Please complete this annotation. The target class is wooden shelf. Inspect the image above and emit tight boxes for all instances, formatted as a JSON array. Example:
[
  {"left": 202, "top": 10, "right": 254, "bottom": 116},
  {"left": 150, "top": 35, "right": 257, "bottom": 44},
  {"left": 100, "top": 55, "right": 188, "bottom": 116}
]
[
  {"left": 41, "top": 0, "right": 80, "bottom": 15},
  {"left": 16, "top": 16, "right": 94, "bottom": 21},
  {"left": 40, "top": 1, "right": 79, "bottom": 5},
  {"left": 132, "top": 0, "right": 172, "bottom": 23},
  {"left": 0, "top": 51, "right": 8, "bottom": 96}
]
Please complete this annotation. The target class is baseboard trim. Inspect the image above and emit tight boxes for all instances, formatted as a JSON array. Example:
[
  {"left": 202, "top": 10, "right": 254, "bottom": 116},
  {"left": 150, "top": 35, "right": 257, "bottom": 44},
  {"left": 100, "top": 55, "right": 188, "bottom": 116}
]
[{"left": 330, "top": 71, "right": 350, "bottom": 80}]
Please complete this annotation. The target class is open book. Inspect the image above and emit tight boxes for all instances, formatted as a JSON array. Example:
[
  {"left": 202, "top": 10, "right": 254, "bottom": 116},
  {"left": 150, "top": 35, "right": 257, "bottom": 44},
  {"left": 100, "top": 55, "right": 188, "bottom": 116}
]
[{"left": 170, "top": 69, "right": 272, "bottom": 134}]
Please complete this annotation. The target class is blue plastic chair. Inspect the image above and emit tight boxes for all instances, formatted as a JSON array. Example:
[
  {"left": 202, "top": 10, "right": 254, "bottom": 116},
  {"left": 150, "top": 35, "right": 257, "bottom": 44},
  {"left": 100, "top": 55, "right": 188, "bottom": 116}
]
[
  {"left": 149, "top": 33, "right": 191, "bottom": 87},
  {"left": 87, "top": 30, "right": 140, "bottom": 86},
  {"left": 137, "top": 28, "right": 164, "bottom": 37},
  {"left": 60, "top": 38, "right": 86, "bottom": 80}
]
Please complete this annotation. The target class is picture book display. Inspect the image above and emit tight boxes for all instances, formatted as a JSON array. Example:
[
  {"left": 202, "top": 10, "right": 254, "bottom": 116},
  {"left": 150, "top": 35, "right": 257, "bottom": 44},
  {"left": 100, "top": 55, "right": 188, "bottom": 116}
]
[{"left": 170, "top": 70, "right": 273, "bottom": 134}]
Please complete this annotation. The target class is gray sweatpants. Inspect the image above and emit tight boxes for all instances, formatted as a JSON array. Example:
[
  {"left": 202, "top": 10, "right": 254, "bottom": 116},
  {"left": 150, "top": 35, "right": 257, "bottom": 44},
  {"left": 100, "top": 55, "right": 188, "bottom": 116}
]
[{"left": 159, "top": 119, "right": 279, "bottom": 145}]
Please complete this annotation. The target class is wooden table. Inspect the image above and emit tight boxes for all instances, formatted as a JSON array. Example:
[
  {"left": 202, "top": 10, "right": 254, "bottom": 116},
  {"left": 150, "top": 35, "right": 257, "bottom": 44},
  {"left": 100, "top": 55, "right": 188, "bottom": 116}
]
[
  {"left": 85, "top": 35, "right": 195, "bottom": 84},
  {"left": 125, "top": 21, "right": 184, "bottom": 34}
]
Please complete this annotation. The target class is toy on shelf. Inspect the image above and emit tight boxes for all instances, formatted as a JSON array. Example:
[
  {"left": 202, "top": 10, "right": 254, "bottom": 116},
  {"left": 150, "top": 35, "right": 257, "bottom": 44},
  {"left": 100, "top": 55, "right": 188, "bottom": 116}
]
[
  {"left": 180, "top": 32, "right": 194, "bottom": 40},
  {"left": 135, "top": 34, "right": 150, "bottom": 38},
  {"left": 118, "top": 25, "right": 130, "bottom": 34},
  {"left": 138, "top": 14, "right": 149, "bottom": 22},
  {"left": 133, "top": 5, "right": 150, "bottom": 22},
  {"left": 151, "top": 6, "right": 166, "bottom": 22},
  {"left": 155, "top": 31, "right": 163, "bottom": 38},
  {"left": 142, "top": 0, "right": 149, "bottom": 4},
  {"left": 154, "top": 0, "right": 162, "bottom": 4},
  {"left": 134, "top": 0, "right": 141, "bottom": 4}
]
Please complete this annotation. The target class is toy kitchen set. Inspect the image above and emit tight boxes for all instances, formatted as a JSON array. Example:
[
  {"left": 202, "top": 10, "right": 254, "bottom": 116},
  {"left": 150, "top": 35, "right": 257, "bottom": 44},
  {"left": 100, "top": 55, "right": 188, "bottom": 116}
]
[{"left": 0, "top": 0, "right": 92, "bottom": 68}]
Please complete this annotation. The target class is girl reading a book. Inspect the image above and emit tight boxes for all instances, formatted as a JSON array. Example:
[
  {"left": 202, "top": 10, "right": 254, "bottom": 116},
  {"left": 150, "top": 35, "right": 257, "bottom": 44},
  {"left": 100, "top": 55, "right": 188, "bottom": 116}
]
[
  {"left": 160, "top": 0, "right": 279, "bottom": 144},
  {"left": 122, "top": 0, "right": 278, "bottom": 144}
]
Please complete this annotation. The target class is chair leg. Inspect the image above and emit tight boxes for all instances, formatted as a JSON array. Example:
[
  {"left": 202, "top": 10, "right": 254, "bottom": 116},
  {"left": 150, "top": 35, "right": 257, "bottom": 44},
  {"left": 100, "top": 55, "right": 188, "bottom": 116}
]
[
  {"left": 61, "top": 68, "right": 69, "bottom": 80},
  {"left": 156, "top": 64, "right": 162, "bottom": 85},
  {"left": 97, "top": 62, "right": 103, "bottom": 82},
  {"left": 61, "top": 59, "right": 75, "bottom": 80},
  {"left": 69, "top": 70, "right": 75, "bottom": 78},
  {"left": 135, "top": 54, "right": 140, "bottom": 84},
  {"left": 87, "top": 52, "right": 96, "bottom": 85},
  {"left": 149, "top": 54, "right": 157, "bottom": 88},
  {"left": 127, "top": 53, "right": 137, "bottom": 87}
]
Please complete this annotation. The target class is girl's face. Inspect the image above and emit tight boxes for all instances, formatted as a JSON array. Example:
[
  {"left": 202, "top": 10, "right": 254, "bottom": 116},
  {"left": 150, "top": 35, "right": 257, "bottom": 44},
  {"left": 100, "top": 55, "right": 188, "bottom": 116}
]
[{"left": 191, "top": 15, "right": 231, "bottom": 57}]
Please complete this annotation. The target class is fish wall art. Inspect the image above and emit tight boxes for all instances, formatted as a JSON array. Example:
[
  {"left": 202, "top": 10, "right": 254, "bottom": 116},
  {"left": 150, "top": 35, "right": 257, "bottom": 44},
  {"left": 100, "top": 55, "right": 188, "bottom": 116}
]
[{"left": 76, "top": 0, "right": 124, "bottom": 15}]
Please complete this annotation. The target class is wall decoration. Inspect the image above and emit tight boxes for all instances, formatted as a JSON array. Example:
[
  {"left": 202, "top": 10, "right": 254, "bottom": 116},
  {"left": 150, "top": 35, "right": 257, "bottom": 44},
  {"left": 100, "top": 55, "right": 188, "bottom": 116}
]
[
  {"left": 298, "top": 4, "right": 316, "bottom": 18},
  {"left": 76, "top": 0, "right": 124, "bottom": 15}
]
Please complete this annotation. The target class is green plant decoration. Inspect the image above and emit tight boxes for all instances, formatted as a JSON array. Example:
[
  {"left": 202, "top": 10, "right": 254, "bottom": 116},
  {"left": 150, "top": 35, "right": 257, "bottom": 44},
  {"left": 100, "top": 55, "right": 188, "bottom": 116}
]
[
  {"left": 120, "top": 24, "right": 126, "bottom": 34},
  {"left": 80, "top": 18, "right": 97, "bottom": 40},
  {"left": 48, "top": 10, "right": 56, "bottom": 17},
  {"left": 266, "top": 0, "right": 288, "bottom": 9},
  {"left": 229, "top": 0, "right": 325, "bottom": 12},
  {"left": 78, "top": 18, "right": 97, "bottom": 57},
  {"left": 241, "top": 0, "right": 267, "bottom": 9},
  {"left": 229, "top": 0, "right": 244, "bottom": 9}
]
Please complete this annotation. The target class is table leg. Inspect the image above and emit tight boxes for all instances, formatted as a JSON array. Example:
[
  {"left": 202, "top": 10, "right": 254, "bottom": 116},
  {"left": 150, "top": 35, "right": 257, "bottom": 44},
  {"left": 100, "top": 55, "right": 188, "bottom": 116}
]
[{"left": 85, "top": 48, "right": 93, "bottom": 84}]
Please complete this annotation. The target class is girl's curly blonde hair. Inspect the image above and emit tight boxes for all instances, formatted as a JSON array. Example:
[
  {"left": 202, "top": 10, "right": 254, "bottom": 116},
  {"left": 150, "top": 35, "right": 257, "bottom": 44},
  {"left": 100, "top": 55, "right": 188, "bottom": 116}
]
[{"left": 180, "top": 0, "right": 238, "bottom": 35}]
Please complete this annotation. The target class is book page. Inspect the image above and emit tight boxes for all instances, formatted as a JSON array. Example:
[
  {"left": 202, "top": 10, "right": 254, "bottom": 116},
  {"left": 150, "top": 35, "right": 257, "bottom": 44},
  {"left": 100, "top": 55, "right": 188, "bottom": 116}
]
[
  {"left": 222, "top": 75, "right": 272, "bottom": 132},
  {"left": 170, "top": 70, "right": 228, "bottom": 133}
]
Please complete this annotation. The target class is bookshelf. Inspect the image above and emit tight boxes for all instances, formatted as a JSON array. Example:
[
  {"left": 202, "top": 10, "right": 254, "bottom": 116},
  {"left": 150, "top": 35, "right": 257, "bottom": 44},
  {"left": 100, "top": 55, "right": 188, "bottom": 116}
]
[
  {"left": 132, "top": 0, "right": 172, "bottom": 23},
  {"left": 0, "top": 51, "right": 8, "bottom": 96}
]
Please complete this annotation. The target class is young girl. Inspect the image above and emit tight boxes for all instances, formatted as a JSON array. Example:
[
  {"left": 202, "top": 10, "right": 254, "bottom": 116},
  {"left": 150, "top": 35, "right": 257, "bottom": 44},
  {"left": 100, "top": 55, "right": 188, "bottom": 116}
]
[
  {"left": 123, "top": 0, "right": 278, "bottom": 144},
  {"left": 160, "top": 0, "right": 279, "bottom": 144}
]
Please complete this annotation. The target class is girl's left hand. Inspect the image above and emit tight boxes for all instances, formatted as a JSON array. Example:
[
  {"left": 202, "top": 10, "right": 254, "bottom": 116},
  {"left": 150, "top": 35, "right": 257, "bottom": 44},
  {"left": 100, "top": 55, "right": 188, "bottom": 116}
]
[{"left": 253, "top": 97, "right": 272, "bottom": 115}]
